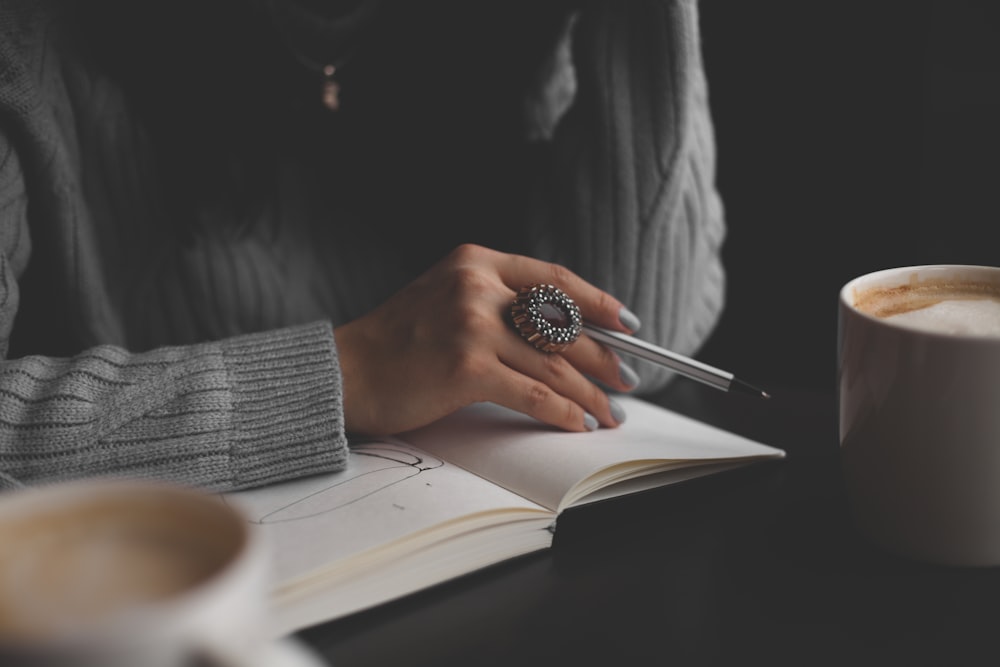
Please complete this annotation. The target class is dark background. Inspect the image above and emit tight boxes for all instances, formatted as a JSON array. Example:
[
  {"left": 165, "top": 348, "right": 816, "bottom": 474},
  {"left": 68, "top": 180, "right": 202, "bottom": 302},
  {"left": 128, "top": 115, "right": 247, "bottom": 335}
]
[{"left": 694, "top": 1, "right": 1000, "bottom": 393}]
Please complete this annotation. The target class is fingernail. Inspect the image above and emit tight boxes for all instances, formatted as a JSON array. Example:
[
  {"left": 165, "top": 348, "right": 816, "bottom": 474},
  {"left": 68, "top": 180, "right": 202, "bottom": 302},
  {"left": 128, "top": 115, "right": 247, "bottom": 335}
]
[
  {"left": 619, "top": 307, "right": 641, "bottom": 332},
  {"left": 619, "top": 361, "right": 640, "bottom": 389},
  {"left": 583, "top": 412, "right": 599, "bottom": 431},
  {"left": 608, "top": 397, "right": 627, "bottom": 425}
]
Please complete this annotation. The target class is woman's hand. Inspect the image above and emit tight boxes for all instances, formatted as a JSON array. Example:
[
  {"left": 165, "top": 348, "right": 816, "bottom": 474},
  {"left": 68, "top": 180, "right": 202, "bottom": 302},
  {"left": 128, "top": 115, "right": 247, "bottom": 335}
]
[{"left": 334, "top": 244, "right": 640, "bottom": 436}]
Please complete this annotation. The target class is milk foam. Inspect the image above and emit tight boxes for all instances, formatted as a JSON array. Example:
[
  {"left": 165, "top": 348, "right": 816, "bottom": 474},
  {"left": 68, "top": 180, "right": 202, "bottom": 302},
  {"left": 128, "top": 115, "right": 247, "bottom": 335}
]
[{"left": 884, "top": 298, "right": 1000, "bottom": 337}]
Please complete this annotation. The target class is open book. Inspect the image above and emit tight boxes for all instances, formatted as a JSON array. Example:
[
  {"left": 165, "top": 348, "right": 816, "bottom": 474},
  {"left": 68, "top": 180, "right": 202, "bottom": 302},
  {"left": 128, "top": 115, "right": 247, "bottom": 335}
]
[{"left": 225, "top": 395, "right": 785, "bottom": 637}]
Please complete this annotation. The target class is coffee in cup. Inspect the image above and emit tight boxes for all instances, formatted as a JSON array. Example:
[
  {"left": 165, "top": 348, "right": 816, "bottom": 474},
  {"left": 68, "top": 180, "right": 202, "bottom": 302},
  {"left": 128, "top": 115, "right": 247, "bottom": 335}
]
[
  {"left": 850, "top": 274, "right": 1000, "bottom": 337},
  {"left": 839, "top": 264, "right": 1000, "bottom": 566},
  {"left": 0, "top": 479, "right": 268, "bottom": 667}
]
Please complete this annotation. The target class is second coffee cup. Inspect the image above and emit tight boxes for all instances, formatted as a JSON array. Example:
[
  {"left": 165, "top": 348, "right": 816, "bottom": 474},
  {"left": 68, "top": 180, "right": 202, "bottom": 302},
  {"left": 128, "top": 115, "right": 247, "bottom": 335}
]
[
  {"left": 839, "top": 264, "right": 1000, "bottom": 566},
  {"left": 0, "top": 479, "right": 269, "bottom": 667}
]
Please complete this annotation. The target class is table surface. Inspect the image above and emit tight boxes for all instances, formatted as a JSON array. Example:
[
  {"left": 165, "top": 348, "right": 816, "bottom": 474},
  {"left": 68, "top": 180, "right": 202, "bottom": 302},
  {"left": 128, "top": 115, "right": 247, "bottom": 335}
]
[{"left": 295, "top": 377, "right": 1000, "bottom": 667}]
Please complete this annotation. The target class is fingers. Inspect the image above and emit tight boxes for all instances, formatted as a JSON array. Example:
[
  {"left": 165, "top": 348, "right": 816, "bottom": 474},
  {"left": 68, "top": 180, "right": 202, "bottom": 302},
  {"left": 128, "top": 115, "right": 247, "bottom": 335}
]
[
  {"left": 492, "top": 249, "right": 639, "bottom": 334},
  {"left": 498, "top": 331, "right": 623, "bottom": 429},
  {"left": 445, "top": 243, "right": 637, "bottom": 333},
  {"left": 477, "top": 246, "right": 639, "bottom": 393},
  {"left": 561, "top": 334, "right": 640, "bottom": 393},
  {"left": 486, "top": 363, "right": 601, "bottom": 433},
  {"left": 454, "top": 243, "right": 638, "bottom": 415}
]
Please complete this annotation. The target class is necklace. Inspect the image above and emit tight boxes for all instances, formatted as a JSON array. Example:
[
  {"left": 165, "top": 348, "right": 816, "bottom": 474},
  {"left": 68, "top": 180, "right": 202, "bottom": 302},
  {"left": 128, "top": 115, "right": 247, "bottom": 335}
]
[
  {"left": 264, "top": 0, "right": 382, "bottom": 111},
  {"left": 319, "top": 64, "right": 342, "bottom": 112}
]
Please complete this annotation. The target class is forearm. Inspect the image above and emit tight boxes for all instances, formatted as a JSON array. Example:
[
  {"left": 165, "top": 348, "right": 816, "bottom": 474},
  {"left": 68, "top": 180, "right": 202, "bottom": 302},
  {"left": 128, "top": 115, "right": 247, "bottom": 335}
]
[
  {"left": 533, "top": 0, "right": 726, "bottom": 390},
  {"left": 0, "top": 321, "right": 348, "bottom": 492}
]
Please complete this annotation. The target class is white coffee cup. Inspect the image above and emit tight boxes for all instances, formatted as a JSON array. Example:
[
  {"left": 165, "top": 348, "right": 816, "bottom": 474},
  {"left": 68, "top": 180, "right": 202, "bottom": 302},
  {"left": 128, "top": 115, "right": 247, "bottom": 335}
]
[
  {"left": 839, "top": 264, "right": 1000, "bottom": 565},
  {"left": 0, "top": 478, "right": 269, "bottom": 666}
]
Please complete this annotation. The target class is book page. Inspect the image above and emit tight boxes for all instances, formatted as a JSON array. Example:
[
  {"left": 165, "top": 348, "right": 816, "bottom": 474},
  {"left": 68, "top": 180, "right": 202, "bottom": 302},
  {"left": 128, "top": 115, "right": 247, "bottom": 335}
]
[
  {"left": 225, "top": 439, "right": 553, "bottom": 631},
  {"left": 400, "top": 396, "right": 785, "bottom": 512}
]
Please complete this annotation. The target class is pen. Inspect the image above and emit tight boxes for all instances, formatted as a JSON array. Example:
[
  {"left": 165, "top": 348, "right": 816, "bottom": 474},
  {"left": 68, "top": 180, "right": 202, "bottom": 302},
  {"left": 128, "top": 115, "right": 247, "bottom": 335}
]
[{"left": 582, "top": 324, "right": 771, "bottom": 399}]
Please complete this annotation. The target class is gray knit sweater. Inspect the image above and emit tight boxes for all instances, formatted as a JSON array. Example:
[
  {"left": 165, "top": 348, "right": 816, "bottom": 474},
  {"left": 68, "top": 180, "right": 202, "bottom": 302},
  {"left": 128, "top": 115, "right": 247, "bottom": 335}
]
[{"left": 0, "top": 0, "right": 725, "bottom": 492}]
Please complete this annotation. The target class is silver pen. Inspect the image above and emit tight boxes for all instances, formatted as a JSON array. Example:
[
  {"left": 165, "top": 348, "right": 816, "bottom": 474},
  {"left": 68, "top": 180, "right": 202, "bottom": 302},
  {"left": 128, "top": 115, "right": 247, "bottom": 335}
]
[{"left": 582, "top": 324, "right": 770, "bottom": 399}]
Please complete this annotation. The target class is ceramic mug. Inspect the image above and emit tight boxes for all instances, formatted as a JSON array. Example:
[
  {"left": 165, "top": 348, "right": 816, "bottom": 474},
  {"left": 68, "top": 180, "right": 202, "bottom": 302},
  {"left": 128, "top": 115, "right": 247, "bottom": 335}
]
[
  {"left": 0, "top": 479, "right": 269, "bottom": 666},
  {"left": 838, "top": 264, "right": 1000, "bottom": 565}
]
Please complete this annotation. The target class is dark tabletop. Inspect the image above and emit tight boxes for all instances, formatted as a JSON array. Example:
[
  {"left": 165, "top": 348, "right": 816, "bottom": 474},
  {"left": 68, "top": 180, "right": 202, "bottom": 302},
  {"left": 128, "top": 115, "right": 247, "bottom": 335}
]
[{"left": 294, "top": 377, "right": 1000, "bottom": 667}]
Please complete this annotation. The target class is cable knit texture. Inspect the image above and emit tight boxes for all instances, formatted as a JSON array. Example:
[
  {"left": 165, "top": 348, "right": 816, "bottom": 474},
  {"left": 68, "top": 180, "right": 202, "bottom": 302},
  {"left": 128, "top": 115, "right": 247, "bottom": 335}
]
[
  {"left": 538, "top": 0, "right": 726, "bottom": 388},
  {"left": 0, "top": 0, "right": 725, "bottom": 490}
]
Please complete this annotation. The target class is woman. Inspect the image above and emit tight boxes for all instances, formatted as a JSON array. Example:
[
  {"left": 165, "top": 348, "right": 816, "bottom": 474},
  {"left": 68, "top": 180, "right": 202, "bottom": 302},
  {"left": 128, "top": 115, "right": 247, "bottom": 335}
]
[{"left": 0, "top": 0, "right": 725, "bottom": 491}]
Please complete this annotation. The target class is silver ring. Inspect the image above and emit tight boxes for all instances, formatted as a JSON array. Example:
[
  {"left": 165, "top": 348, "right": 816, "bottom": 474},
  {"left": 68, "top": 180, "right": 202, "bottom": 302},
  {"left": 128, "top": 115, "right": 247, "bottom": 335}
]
[{"left": 509, "top": 284, "right": 583, "bottom": 353}]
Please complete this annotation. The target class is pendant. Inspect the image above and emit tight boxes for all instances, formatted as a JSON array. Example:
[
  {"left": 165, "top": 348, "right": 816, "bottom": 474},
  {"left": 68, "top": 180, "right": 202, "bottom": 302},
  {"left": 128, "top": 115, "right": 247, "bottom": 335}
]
[{"left": 321, "top": 64, "right": 340, "bottom": 112}]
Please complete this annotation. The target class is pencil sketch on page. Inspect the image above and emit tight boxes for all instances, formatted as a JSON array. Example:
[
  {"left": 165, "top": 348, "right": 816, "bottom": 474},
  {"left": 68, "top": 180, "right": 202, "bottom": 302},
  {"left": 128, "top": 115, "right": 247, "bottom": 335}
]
[{"left": 237, "top": 440, "right": 445, "bottom": 525}]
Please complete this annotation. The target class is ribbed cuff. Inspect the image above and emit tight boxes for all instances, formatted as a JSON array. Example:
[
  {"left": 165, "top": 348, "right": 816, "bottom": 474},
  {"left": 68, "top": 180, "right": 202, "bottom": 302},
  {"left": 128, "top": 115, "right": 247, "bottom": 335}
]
[{"left": 222, "top": 321, "right": 347, "bottom": 489}]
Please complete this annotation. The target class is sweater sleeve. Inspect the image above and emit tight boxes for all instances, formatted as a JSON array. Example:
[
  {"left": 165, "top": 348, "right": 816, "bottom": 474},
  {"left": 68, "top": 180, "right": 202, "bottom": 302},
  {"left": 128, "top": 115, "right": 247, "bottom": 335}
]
[
  {"left": 0, "top": 131, "right": 347, "bottom": 493},
  {"left": 530, "top": 0, "right": 726, "bottom": 391},
  {"left": 1, "top": 230, "right": 347, "bottom": 494},
  {"left": 0, "top": 302, "right": 349, "bottom": 493}
]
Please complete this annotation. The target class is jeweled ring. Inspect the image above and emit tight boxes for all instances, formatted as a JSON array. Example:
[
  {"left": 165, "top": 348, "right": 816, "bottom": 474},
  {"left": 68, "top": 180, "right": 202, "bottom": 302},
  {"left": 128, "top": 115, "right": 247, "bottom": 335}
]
[{"left": 510, "top": 284, "right": 583, "bottom": 353}]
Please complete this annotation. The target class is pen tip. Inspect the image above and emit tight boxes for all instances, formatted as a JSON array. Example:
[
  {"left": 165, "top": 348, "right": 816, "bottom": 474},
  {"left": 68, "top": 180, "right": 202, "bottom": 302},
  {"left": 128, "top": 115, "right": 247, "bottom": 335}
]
[{"left": 731, "top": 377, "right": 770, "bottom": 400}]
